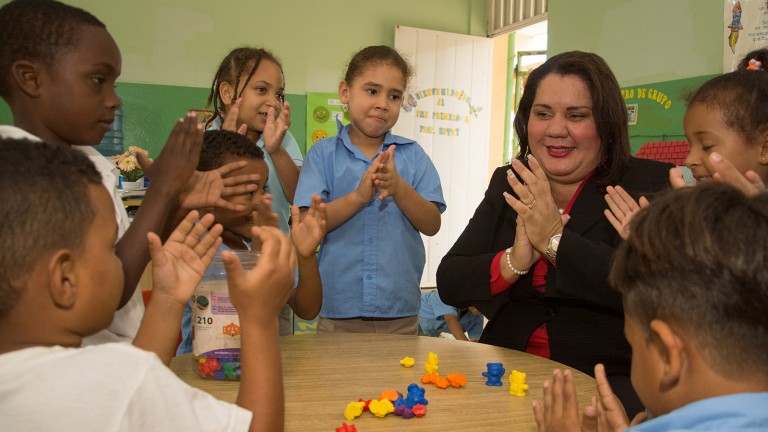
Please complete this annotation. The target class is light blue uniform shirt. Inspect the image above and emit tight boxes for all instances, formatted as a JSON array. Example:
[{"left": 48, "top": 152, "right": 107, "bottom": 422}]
[
  {"left": 419, "top": 290, "right": 484, "bottom": 339},
  {"left": 294, "top": 121, "right": 446, "bottom": 319},
  {"left": 628, "top": 393, "right": 768, "bottom": 431},
  {"left": 210, "top": 117, "right": 303, "bottom": 234}
]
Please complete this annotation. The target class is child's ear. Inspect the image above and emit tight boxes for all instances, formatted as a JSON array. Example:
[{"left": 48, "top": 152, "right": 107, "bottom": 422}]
[
  {"left": 649, "top": 319, "right": 683, "bottom": 390},
  {"left": 338, "top": 80, "right": 350, "bottom": 104},
  {"left": 10, "top": 60, "right": 44, "bottom": 98},
  {"left": 759, "top": 134, "right": 768, "bottom": 165},
  {"left": 47, "top": 250, "right": 78, "bottom": 310},
  {"left": 219, "top": 81, "right": 234, "bottom": 107}
]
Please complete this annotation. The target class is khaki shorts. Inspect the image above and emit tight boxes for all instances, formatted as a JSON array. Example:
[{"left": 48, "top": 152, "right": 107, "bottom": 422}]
[{"left": 317, "top": 316, "right": 419, "bottom": 335}]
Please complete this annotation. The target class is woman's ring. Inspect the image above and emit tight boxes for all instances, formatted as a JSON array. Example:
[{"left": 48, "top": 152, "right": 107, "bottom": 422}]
[{"left": 527, "top": 199, "right": 536, "bottom": 209}]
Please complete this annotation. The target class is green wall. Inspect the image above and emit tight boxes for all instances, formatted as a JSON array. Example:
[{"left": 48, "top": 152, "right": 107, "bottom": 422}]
[
  {"left": 622, "top": 74, "right": 716, "bottom": 153},
  {"left": 548, "top": 0, "right": 724, "bottom": 153},
  {"left": 0, "top": 0, "right": 485, "bottom": 156},
  {"left": 549, "top": 0, "right": 723, "bottom": 86}
]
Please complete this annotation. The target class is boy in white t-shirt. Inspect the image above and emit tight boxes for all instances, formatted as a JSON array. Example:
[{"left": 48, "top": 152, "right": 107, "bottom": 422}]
[
  {"left": 0, "top": 139, "right": 293, "bottom": 431},
  {"left": 0, "top": 0, "right": 260, "bottom": 347}
]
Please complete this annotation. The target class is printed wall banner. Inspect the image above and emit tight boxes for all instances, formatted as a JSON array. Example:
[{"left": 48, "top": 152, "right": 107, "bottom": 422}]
[{"left": 724, "top": 0, "right": 768, "bottom": 71}]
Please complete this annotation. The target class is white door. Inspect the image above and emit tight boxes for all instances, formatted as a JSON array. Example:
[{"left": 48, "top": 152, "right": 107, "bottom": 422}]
[{"left": 394, "top": 25, "right": 493, "bottom": 287}]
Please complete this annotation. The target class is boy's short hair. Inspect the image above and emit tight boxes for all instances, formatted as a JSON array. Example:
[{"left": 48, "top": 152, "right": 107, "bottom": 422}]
[
  {"left": 610, "top": 183, "right": 768, "bottom": 378},
  {"left": 0, "top": 0, "right": 104, "bottom": 99},
  {"left": 198, "top": 130, "right": 265, "bottom": 171},
  {"left": 0, "top": 138, "right": 102, "bottom": 320}
]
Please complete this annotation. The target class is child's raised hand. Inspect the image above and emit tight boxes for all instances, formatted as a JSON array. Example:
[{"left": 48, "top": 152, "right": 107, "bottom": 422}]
[
  {"left": 290, "top": 194, "right": 327, "bottom": 258},
  {"left": 178, "top": 161, "right": 260, "bottom": 211},
  {"left": 248, "top": 192, "right": 279, "bottom": 251},
  {"left": 221, "top": 98, "right": 248, "bottom": 135},
  {"left": 668, "top": 167, "right": 691, "bottom": 190},
  {"left": 222, "top": 226, "right": 295, "bottom": 323},
  {"left": 709, "top": 151, "right": 766, "bottom": 196},
  {"left": 591, "top": 364, "right": 633, "bottom": 432},
  {"left": 140, "top": 114, "right": 203, "bottom": 195},
  {"left": 262, "top": 101, "right": 290, "bottom": 155},
  {"left": 147, "top": 211, "right": 222, "bottom": 305},
  {"left": 252, "top": 192, "right": 279, "bottom": 228},
  {"left": 532, "top": 369, "right": 585, "bottom": 432},
  {"left": 373, "top": 145, "right": 403, "bottom": 200},
  {"left": 603, "top": 186, "right": 649, "bottom": 241}
]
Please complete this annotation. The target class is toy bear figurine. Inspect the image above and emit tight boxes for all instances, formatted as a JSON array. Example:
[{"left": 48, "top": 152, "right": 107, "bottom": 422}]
[{"left": 482, "top": 362, "right": 505, "bottom": 386}]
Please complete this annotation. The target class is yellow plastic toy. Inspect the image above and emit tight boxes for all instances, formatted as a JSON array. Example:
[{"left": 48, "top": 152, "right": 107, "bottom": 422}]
[
  {"left": 343, "top": 401, "right": 365, "bottom": 421},
  {"left": 368, "top": 398, "right": 395, "bottom": 418},
  {"left": 424, "top": 351, "right": 439, "bottom": 373},
  {"left": 509, "top": 370, "right": 529, "bottom": 397},
  {"left": 400, "top": 356, "right": 415, "bottom": 368}
]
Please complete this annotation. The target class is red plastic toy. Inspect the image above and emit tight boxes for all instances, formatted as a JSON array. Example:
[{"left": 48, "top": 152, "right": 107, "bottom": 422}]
[
  {"left": 335, "top": 422, "right": 357, "bottom": 432},
  {"left": 412, "top": 404, "right": 427, "bottom": 417}
]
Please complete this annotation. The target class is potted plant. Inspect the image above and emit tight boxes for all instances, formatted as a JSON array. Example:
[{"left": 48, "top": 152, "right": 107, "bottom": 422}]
[{"left": 112, "top": 146, "right": 148, "bottom": 191}]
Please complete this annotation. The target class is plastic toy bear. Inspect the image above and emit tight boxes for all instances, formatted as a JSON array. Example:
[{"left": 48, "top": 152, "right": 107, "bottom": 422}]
[
  {"left": 508, "top": 369, "right": 529, "bottom": 396},
  {"left": 482, "top": 362, "right": 505, "bottom": 386},
  {"left": 344, "top": 401, "right": 366, "bottom": 421},
  {"left": 424, "top": 351, "right": 440, "bottom": 373}
]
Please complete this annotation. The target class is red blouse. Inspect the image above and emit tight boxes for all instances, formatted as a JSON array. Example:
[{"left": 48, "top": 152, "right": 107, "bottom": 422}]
[{"left": 488, "top": 174, "right": 592, "bottom": 358}]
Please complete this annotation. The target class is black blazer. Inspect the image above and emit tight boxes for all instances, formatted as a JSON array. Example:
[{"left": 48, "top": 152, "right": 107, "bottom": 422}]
[{"left": 437, "top": 157, "right": 672, "bottom": 377}]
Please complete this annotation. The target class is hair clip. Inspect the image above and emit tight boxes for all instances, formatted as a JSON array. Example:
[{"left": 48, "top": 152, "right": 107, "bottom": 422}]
[{"left": 747, "top": 59, "right": 764, "bottom": 70}]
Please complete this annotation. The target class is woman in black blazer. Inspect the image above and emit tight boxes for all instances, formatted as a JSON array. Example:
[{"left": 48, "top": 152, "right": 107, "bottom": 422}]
[{"left": 436, "top": 51, "right": 672, "bottom": 416}]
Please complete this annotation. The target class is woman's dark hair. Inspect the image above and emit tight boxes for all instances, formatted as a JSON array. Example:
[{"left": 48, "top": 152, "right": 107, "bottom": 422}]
[
  {"left": 205, "top": 47, "right": 283, "bottom": 129},
  {"left": 344, "top": 45, "right": 412, "bottom": 88},
  {"left": 513, "top": 51, "right": 630, "bottom": 187},
  {"left": 687, "top": 69, "right": 768, "bottom": 145}
]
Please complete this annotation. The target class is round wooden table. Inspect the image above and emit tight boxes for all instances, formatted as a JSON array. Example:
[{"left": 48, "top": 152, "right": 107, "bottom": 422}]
[{"left": 171, "top": 333, "right": 595, "bottom": 431}]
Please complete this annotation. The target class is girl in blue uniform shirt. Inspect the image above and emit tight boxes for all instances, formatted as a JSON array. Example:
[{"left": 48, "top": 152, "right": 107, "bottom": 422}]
[
  {"left": 206, "top": 47, "right": 304, "bottom": 335},
  {"left": 294, "top": 45, "right": 446, "bottom": 334}
]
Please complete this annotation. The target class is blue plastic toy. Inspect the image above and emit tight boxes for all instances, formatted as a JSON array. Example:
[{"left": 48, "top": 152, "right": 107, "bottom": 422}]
[{"left": 482, "top": 362, "right": 505, "bottom": 386}]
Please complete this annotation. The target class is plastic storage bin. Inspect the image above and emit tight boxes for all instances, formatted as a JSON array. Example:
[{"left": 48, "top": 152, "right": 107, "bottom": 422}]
[{"left": 192, "top": 250, "right": 258, "bottom": 380}]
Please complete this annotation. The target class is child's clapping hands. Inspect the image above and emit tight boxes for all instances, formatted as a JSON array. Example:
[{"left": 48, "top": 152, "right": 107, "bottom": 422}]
[{"left": 133, "top": 211, "right": 223, "bottom": 365}]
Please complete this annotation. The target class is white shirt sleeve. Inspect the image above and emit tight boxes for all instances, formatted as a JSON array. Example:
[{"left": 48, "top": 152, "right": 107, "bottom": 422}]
[{"left": 121, "top": 352, "right": 253, "bottom": 431}]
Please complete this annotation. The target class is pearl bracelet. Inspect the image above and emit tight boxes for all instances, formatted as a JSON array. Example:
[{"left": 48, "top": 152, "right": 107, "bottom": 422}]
[{"left": 505, "top": 247, "right": 529, "bottom": 276}]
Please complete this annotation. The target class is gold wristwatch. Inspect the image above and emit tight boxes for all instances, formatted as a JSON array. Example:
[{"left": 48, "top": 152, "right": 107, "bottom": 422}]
[{"left": 545, "top": 233, "right": 562, "bottom": 263}]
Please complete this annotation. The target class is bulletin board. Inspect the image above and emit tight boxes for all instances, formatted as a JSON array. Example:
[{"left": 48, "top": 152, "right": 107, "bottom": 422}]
[{"left": 305, "top": 92, "right": 346, "bottom": 150}]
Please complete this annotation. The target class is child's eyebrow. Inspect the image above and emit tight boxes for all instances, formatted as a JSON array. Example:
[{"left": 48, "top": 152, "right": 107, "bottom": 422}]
[
  {"left": 90, "top": 62, "right": 119, "bottom": 73},
  {"left": 362, "top": 81, "right": 404, "bottom": 93}
]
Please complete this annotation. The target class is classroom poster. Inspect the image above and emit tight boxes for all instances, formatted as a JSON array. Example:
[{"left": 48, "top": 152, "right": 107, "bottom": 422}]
[
  {"left": 305, "top": 92, "right": 346, "bottom": 151},
  {"left": 724, "top": 0, "right": 768, "bottom": 72}
]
